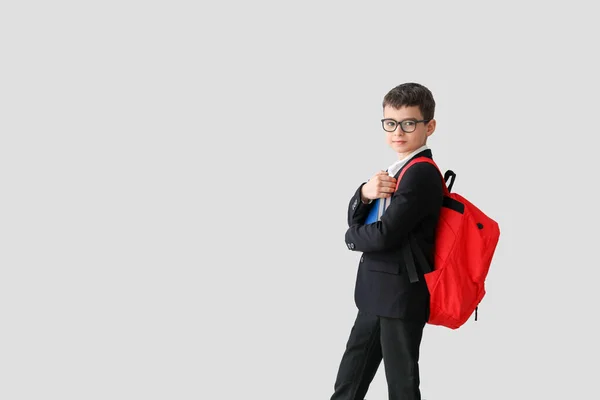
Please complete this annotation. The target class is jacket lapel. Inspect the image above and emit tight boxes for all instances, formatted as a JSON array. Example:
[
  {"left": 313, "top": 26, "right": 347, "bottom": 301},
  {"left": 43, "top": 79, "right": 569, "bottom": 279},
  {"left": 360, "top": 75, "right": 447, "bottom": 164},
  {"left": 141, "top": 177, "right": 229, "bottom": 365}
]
[{"left": 393, "top": 149, "right": 433, "bottom": 179}]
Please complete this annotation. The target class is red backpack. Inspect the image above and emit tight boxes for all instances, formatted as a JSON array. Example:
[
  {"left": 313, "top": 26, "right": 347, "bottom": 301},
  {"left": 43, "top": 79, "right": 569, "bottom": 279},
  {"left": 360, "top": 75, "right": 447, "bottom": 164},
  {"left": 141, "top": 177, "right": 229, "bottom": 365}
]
[{"left": 397, "top": 157, "right": 500, "bottom": 329}]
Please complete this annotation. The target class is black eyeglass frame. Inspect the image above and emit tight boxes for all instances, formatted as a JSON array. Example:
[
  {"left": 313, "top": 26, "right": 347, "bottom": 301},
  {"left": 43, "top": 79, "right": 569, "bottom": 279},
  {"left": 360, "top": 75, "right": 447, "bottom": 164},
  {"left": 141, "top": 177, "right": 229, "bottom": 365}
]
[{"left": 380, "top": 118, "right": 431, "bottom": 133}]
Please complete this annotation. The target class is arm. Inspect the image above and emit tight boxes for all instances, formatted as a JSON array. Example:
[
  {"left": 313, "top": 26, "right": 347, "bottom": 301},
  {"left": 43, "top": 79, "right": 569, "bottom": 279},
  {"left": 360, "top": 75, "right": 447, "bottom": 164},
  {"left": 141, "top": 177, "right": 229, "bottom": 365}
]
[
  {"left": 344, "top": 163, "right": 443, "bottom": 253},
  {"left": 347, "top": 182, "right": 374, "bottom": 227}
]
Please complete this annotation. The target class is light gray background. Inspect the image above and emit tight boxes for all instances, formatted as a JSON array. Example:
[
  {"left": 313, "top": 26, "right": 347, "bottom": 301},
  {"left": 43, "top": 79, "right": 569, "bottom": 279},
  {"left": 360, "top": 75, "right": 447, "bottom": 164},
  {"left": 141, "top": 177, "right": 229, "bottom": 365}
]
[{"left": 1, "top": 1, "right": 599, "bottom": 399}]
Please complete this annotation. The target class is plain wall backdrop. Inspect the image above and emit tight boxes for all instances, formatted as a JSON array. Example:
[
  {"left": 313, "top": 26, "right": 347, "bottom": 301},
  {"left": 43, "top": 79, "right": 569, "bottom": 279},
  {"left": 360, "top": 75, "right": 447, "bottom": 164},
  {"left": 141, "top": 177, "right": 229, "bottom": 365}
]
[{"left": 1, "top": 1, "right": 599, "bottom": 399}]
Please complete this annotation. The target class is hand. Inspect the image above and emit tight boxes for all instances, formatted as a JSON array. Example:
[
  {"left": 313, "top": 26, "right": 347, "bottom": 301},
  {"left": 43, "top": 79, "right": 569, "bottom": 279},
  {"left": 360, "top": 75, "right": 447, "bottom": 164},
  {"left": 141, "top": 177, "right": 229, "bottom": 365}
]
[{"left": 361, "top": 171, "right": 397, "bottom": 202}]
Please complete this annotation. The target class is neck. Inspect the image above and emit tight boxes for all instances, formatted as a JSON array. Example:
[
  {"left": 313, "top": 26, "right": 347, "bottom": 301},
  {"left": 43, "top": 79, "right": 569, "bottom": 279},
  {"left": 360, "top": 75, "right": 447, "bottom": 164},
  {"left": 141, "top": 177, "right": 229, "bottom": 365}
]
[{"left": 398, "top": 144, "right": 427, "bottom": 160}]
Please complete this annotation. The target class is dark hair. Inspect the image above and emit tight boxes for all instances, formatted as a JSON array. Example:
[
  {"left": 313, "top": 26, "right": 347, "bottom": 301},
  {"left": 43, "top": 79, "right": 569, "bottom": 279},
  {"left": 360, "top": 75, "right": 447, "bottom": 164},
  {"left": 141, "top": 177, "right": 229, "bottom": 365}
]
[{"left": 382, "top": 82, "right": 435, "bottom": 121}]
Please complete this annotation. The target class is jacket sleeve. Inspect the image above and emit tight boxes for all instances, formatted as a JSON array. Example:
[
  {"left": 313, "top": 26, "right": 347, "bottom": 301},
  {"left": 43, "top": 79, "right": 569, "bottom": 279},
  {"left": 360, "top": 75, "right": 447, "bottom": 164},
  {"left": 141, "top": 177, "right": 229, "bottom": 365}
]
[
  {"left": 344, "top": 163, "right": 443, "bottom": 253},
  {"left": 347, "top": 182, "right": 374, "bottom": 227}
]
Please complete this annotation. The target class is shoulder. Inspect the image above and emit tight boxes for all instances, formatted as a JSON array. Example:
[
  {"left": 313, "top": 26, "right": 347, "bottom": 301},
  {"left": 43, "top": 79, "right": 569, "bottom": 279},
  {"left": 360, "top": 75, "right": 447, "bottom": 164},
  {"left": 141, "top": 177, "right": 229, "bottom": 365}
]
[{"left": 397, "top": 160, "right": 442, "bottom": 191}]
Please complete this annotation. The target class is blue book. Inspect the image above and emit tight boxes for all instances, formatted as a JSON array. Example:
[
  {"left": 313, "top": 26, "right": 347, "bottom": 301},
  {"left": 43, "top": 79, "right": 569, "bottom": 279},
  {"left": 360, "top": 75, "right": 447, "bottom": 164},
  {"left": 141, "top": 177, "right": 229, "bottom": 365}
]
[{"left": 364, "top": 197, "right": 391, "bottom": 224}]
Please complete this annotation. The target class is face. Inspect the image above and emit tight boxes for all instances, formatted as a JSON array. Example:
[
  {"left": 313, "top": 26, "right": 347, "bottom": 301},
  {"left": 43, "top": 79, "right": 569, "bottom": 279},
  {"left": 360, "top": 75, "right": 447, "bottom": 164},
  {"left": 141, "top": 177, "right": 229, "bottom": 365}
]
[{"left": 383, "top": 105, "right": 436, "bottom": 159}]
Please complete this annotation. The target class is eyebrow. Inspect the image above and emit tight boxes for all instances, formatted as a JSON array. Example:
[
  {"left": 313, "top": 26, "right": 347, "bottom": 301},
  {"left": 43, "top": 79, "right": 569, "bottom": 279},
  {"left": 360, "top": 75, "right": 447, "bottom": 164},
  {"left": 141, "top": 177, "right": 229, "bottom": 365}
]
[{"left": 383, "top": 117, "right": 419, "bottom": 121}]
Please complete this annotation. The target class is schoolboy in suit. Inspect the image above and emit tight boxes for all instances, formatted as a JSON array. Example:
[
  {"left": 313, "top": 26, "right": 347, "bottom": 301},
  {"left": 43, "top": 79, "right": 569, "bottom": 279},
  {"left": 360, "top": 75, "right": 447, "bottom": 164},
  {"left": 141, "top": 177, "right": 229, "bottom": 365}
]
[{"left": 330, "top": 83, "right": 444, "bottom": 400}]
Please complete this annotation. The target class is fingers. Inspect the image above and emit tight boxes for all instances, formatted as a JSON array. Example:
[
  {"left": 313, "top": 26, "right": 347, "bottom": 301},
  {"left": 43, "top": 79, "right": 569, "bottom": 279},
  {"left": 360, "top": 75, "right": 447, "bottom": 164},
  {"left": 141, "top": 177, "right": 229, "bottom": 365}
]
[
  {"left": 369, "top": 171, "right": 397, "bottom": 199},
  {"left": 380, "top": 177, "right": 397, "bottom": 184},
  {"left": 377, "top": 177, "right": 397, "bottom": 197},
  {"left": 377, "top": 177, "right": 397, "bottom": 187}
]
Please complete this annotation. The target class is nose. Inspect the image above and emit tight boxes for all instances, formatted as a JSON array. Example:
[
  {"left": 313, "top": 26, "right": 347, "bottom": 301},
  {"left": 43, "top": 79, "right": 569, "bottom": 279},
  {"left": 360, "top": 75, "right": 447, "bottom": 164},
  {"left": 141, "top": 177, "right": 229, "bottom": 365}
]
[{"left": 392, "top": 125, "right": 404, "bottom": 135}]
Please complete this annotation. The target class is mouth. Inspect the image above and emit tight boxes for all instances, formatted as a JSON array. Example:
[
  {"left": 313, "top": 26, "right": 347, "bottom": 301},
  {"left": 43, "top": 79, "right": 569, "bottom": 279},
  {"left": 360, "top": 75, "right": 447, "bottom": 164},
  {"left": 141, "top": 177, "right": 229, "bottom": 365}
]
[{"left": 393, "top": 141, "right": 406, "bottom": 144}]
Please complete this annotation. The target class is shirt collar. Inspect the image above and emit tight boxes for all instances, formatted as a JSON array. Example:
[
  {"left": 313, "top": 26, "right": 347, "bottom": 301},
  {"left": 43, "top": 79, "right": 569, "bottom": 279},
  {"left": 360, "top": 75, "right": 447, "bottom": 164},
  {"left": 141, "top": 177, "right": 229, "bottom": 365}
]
[{"left": 386, "top": 144, "right": 429, "bottom": 177}]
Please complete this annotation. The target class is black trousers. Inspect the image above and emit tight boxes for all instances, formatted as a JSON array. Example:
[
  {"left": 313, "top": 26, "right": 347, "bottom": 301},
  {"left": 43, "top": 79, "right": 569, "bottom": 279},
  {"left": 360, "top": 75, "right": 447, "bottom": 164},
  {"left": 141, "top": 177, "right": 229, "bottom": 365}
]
[{"left": 330, "top": 310, "right": 426, "bottom": 400}]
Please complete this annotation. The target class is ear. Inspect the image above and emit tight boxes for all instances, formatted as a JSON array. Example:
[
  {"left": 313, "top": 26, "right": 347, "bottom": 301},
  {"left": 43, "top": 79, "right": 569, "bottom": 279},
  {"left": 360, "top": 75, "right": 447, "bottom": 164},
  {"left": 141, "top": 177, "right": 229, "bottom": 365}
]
[{"left": 426, "top": 119, "right": 436, "bottom": 137}]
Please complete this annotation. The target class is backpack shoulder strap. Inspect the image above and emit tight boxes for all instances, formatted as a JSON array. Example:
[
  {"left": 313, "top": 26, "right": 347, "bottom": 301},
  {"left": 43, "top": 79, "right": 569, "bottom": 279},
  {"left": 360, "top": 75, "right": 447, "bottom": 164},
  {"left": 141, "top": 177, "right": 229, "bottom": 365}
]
[
  {"left": 395, "top": 156, "right": 449, "bottom": 195},
  {"left": 396, "top": 157, "right": 446, "bottom": 283}
]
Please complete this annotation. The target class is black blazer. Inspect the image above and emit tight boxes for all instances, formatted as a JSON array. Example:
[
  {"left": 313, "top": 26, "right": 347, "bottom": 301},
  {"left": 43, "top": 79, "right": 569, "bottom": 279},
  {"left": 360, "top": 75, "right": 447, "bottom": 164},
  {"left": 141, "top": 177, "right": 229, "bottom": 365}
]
[{"left": 344, "top": 149, "right": 444, "bottom": 321}]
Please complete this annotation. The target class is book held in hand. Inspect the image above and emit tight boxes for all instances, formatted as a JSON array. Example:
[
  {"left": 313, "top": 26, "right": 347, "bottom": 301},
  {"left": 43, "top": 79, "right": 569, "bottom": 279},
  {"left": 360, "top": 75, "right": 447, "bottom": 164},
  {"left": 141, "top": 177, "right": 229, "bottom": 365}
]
[{"left": 364, "top": 197, "right": 392, "bottom": 224}]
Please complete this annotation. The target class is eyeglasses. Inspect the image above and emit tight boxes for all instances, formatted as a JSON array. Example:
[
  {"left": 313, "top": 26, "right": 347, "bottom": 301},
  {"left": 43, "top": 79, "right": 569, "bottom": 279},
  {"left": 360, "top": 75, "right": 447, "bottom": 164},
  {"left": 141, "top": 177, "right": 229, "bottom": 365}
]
[{"left": 381, "top": 118, "right": 431, "bottom": 133}]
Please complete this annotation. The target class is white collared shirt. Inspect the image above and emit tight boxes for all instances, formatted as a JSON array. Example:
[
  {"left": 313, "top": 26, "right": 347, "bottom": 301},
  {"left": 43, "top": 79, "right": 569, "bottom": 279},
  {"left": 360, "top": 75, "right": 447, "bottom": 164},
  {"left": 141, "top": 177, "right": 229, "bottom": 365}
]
[{"left": 386, "top": 144, "right": 429, "bottom": 177}]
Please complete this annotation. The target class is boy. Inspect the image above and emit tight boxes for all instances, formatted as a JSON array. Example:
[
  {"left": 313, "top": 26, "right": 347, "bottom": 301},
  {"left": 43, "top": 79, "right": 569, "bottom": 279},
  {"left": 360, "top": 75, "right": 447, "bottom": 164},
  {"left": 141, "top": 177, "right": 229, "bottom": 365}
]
[{"left": 330, "top": 83, "right": 444, "bottom": 400}]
